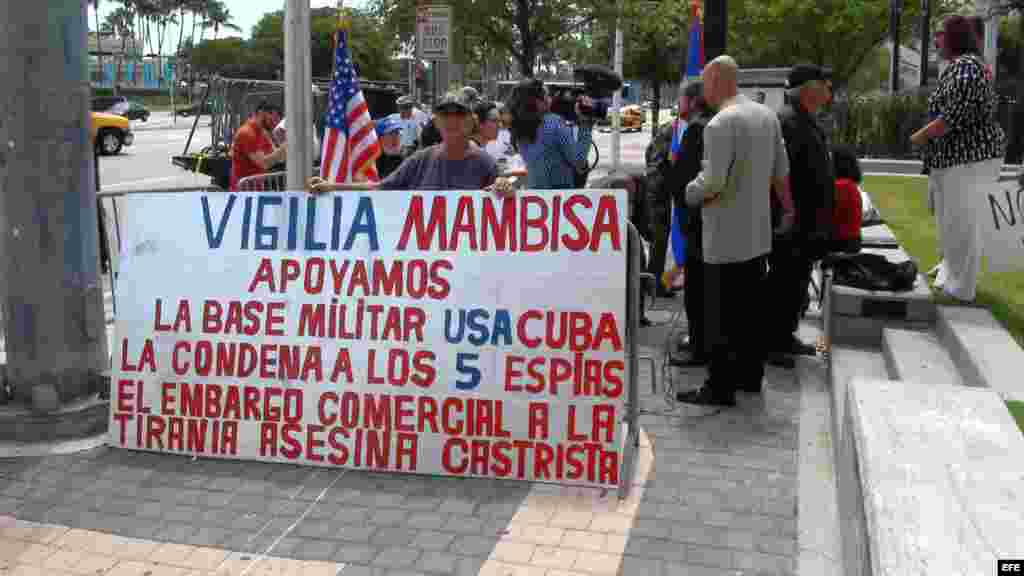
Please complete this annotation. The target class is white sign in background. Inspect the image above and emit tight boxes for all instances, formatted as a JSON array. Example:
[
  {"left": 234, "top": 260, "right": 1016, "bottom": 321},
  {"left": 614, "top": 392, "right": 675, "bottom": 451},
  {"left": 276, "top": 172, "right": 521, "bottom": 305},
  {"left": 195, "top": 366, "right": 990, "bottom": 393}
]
[
  {"left": 111, "top": 189, "right": 628, "bottom": 488},
  {"left": 982, "top": 179, "right": 1024, "bottom": 273},
  {"left": 416, "top": 4, "right": 450, "bottom": 61}
]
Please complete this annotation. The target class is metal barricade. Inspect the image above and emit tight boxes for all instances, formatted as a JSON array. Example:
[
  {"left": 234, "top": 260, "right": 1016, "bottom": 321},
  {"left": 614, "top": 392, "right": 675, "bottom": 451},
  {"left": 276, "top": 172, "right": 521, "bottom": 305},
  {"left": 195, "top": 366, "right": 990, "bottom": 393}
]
[
  {"left": 236, "top": 171, "right": 288, "bottom": 192},
  {"left": 618, "top": 219, "right": 657, "bottom": 499}
]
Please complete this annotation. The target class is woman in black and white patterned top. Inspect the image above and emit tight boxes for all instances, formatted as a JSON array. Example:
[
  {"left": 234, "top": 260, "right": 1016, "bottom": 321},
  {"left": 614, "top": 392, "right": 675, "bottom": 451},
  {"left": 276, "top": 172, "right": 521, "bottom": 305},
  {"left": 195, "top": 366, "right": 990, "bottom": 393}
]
[{"left": 911, "top": 14, "right": 1006, "bottom": 303}]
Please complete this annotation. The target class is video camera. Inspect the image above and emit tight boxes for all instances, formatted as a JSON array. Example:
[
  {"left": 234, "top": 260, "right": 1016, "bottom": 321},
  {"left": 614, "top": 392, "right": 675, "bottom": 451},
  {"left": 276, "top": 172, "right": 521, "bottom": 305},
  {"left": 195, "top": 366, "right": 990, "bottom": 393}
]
[{"left": 548, "top": 64, "right": 624, "bottom": 124}]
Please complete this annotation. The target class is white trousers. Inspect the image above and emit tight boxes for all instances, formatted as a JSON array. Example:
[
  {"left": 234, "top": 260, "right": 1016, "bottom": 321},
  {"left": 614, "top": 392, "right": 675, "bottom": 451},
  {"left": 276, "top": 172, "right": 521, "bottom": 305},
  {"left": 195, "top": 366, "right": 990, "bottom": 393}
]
[{"left": 930, "top": 158, "right": 1001, "bottom": 301}]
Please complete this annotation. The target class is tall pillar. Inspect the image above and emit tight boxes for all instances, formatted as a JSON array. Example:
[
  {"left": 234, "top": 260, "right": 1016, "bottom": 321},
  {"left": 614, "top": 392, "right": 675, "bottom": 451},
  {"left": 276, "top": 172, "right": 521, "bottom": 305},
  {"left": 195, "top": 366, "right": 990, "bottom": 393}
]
[{"left": 0, "top": 1, "right": 108, "bottom": 418}]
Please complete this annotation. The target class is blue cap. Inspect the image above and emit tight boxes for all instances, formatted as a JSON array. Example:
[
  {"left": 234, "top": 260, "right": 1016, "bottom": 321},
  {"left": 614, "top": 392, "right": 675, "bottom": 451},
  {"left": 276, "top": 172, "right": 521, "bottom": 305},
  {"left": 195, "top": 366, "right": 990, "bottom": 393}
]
[{"left": 375, "top": 116, "right": 402, "bottom": 136}]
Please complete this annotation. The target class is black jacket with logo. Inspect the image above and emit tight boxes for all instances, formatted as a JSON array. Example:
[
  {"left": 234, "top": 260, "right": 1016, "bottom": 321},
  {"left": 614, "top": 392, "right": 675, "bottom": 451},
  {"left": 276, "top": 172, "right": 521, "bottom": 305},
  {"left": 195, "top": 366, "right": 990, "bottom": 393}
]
[{"left": 778, "top": 100, "right": 835, "bottom": 248}]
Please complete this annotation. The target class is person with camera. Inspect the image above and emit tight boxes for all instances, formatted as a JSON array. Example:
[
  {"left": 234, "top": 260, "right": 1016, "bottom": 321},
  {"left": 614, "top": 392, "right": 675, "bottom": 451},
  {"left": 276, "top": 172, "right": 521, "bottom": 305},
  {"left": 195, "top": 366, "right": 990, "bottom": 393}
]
[{"left": 507, "top": 78, "right": 594, "bottom": 189}]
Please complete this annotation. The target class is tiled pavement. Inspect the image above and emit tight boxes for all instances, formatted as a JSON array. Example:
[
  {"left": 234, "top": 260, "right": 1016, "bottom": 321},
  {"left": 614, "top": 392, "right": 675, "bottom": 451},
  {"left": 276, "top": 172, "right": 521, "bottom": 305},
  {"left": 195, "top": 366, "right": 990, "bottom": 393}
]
[{"left": 0, "top": 301, "right": 808, "bottom": 576}]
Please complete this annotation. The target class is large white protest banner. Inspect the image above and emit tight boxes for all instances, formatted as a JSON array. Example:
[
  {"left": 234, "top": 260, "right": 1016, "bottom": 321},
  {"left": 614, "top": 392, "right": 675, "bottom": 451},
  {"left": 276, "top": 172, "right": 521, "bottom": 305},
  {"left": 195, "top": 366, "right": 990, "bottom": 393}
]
[
  {"left": 982, "top": 178, "right": 1024, "bottom": 273},
  {"left": 111, "top": 189, "right": 628, "bottom": 488}
]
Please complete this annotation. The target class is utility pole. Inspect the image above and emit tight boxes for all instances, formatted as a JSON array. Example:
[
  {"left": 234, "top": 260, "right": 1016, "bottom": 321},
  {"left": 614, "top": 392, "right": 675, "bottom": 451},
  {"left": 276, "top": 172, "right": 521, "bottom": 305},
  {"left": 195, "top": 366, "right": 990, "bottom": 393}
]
[
  {"left": 0, "top": 1, "right": 108, "bottom": 419},
  {"left": 703, "top": 0, "right": 726, "bottom": 60},
  {"left": 285, "top": 0, "right": 312, "bottom": 190},
  {"left": 610, "top": 0, "right": 624, "bottom": 175},
  {"left": 920, "top": 0, "right": 931, "bottom": 87}
]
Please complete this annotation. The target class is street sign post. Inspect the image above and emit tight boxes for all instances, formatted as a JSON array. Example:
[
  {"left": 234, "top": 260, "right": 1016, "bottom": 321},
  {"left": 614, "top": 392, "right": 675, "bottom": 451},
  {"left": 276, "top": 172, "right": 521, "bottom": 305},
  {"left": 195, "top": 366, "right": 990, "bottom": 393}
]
[{"left": 416, "top": 4, "right": 450, "bottom": 61}]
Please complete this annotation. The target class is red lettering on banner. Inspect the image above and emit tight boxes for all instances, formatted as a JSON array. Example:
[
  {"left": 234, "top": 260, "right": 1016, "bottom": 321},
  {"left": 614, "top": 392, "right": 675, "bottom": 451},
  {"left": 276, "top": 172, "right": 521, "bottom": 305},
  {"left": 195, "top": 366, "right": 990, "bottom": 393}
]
[
  {"left": 113, "top": 413, "right": 133, "bottom": 446},
  {"left": 528, "top": 403, "right": 549, "bottom": 440},
  {"left": 319, "top": 392, "right": 338, "bottom": 426},
  {"left": 397, "top": 196, "right": 448, "bottom": 251},
  {"left": 348, "top": 261, "right": 370, "bottom": 297},
  {"left": 591, "top": 195, "right": 621, "bottom": 251},
  {"left": 305, "top": 424, "right": 325, "bottom": 462},
  {"left": 394, "top": 395, "right": 415, "bottom": 433},
  {"left": 280, "top": 259, "right": 301, "bottom": 292},
  {"left": 521, "top": 196, "right": 549, "bottom": 252},
  {"left": 327, "top": 428, "right": 349, "bottom": 465},
  {"left": 505, "top": 353, "right": 622, "bottom": 398},
  {"left": 393, "top": 194, "right": 622, "bottom": 253},
  {"left": 439, "top": 439, "right": 618, "bottom": 485},
  {"left": 515, "top": 311, "right": 622, "bottom": 353},
  {"left": 428, "top": 260, "right": 452, "bottom": 299},
  {"left": 116, "top": 379, "right": 135, "bottom": 412},
  {"left": 450, "top": 196, "right": 478, "bottom": 251},
  {"left": 205, "top": 384, "right": 222, "bottom": 418},
  {"left": 145, "top": 415, "right": 166, "bottom": 449},
  {"left": 481, "top": 196, "right": 516, "bottom": 251},
  {"left": 259, "top": 422, "right": 277, "bottom": 457},
  {"left": 330, "top": 349, "right": 354, "bottom": 383},
  {"left": 223, "top": 386, "right": 241, "bottom": 420},
  {"left": 161, "top": 382, "right": 175, "bottom": 415},
  {"left": 304, "top": 258, "right": 326, "bottom": 294},
  {"left": 248, "top": 258, "right": 276, "bottom": 293},
  {"left": 120, "top": 338, "right": 156, "bottom": 373},
  {"left": 561, "top": 195, "right": 591, "bottom": 251},
  {"left": 244, "top": 387, "right": 260, "bottom": 418},
  {"left": 153, "top": 298, "right": 192, "bottom": 332},
  {"left": 280, "top": 423, "right": 302, "bottom": 460}
]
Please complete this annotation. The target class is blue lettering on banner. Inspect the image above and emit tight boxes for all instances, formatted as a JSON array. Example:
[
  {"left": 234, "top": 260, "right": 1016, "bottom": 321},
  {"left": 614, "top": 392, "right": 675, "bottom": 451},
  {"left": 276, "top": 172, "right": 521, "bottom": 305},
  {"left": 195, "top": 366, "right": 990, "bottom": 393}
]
[
  {"left": 444, "top": 309, "right": 513, "bottom": 347},
  {"left": 200, "top": 194, "right": 380, "bottom": 252}
]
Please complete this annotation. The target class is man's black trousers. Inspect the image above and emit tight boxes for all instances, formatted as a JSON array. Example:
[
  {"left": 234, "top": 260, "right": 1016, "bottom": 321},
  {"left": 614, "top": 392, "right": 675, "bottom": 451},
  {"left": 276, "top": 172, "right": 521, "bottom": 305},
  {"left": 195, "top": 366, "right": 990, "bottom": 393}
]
[
  {"left": 766, "top": 236, "right": 814, "bottom": 347},
  {"left": 683, "top": 211, "right": 704, "bottom": 356},
  {"left": 704, "top": 255, "right": 768, "bottom": 396}
]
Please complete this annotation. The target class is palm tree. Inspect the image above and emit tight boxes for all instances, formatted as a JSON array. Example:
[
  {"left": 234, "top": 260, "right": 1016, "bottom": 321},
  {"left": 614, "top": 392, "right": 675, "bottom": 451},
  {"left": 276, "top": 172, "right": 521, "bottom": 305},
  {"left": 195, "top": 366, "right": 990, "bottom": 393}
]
[
  {"left": 204, "top": 0, "right": 240, "bottom": 41},
  {"left": 104, "top": 7, "right": 134, "bottom": 89}
]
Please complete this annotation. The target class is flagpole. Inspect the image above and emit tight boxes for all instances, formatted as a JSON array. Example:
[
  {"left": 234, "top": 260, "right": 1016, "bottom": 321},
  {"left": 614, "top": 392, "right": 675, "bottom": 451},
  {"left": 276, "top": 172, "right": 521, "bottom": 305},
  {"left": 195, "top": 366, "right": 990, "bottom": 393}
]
[
  {"left": 285, "top": 0, "right": 312, "bottom": 190},
  {"left": 610, "top": 0, "right": 624, "bottom": 175}
]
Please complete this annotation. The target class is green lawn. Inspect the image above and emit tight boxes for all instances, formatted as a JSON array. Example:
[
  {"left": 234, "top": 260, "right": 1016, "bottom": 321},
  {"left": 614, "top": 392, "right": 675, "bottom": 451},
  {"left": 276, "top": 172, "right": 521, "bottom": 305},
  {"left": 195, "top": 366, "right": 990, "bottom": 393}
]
[
  {"left": 1008, "top": 401, "right": 1024, "bottom": 435},
  {"left": 864, "top": 175, "right": 1024, "bottom": 350}
]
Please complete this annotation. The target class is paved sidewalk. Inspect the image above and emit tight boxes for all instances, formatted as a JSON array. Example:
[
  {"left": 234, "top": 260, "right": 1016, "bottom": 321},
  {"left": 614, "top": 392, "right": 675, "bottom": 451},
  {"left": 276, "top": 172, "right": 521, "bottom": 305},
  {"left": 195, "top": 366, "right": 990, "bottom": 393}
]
[{"left": 0, "top": 301, "right": 805, "bottom": 576}]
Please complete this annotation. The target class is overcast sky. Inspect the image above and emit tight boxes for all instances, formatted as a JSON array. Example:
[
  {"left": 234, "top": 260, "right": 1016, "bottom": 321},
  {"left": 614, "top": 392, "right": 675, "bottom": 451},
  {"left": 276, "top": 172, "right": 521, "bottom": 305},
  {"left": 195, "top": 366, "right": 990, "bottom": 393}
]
[{"left": 90, "top": 0, "right": 368, "bottom": 43}]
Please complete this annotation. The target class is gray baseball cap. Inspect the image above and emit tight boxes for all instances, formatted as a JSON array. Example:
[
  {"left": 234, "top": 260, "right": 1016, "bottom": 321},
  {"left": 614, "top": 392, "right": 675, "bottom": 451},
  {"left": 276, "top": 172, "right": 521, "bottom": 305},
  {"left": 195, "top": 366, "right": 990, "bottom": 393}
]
[{"left": 433, "top": 91, "right": 471, "bottom": 114}]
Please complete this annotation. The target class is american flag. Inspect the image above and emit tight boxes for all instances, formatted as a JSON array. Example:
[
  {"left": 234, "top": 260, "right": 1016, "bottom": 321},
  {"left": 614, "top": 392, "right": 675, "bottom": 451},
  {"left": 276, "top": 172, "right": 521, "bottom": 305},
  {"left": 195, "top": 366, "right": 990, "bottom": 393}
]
[{"left": 320, "top": 30, "right": 380, "bottom": 183}]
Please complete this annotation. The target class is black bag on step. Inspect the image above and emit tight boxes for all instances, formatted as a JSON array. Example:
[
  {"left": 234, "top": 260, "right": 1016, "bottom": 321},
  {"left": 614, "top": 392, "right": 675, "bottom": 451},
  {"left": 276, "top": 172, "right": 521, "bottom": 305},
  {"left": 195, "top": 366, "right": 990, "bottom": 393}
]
[{"left": 829, "top": 253, "right": 918, "bottom": 292}]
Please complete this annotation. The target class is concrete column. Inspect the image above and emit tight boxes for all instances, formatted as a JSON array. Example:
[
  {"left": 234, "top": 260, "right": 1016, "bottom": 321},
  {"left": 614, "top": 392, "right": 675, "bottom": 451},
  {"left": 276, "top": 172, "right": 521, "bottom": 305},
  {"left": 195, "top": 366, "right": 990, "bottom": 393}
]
[{"left": 0, "top": 0, "right": 108, "bottom": 411}]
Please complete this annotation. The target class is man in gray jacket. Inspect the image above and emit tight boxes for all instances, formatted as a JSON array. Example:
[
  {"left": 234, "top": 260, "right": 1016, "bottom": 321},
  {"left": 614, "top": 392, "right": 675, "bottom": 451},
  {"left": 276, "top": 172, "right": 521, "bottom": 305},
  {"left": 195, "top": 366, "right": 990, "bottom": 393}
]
[{"left": 681, "top": 55, "right": 795, "bottom": 407}]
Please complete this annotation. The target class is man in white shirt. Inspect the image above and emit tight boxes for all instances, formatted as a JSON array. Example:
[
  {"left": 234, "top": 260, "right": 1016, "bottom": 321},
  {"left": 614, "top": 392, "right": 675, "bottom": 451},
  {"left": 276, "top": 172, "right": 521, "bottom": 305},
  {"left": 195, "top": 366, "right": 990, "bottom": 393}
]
[{"left": 394, "top": 95, "right": 429, "bottom": 152}]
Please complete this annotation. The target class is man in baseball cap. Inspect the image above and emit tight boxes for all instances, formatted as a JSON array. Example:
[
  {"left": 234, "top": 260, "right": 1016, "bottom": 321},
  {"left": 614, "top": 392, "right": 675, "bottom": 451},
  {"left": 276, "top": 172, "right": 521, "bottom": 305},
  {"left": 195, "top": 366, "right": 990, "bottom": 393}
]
[
  {"left": 765, "top": 63, "right": 836, "bottom": 366},
  {"left": 394, "top": 94, "right": 428, "bottom": 151}
]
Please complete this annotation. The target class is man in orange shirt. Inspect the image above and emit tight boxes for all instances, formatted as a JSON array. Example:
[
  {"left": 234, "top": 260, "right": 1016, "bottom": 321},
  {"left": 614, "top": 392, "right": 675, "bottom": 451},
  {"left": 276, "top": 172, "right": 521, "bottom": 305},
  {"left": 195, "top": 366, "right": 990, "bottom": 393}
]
[{"left": 229, "top": 101, "right": 287, "bottom": 191}]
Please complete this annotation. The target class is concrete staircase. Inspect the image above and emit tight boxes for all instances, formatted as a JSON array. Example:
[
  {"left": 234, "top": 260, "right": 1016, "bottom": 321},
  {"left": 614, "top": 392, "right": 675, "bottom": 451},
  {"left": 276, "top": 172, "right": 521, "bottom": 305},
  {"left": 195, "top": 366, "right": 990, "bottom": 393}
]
[{"left": 826, "top": 234, "right": 1024, "bottom": 575}]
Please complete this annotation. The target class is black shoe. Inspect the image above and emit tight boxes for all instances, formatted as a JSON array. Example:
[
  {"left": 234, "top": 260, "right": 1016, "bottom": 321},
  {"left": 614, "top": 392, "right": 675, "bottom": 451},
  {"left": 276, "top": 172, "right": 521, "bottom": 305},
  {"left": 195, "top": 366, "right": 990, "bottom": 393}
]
[
  {"left": 640, "top": 316, "right": 653, "bottom": 327},
  {"left": 766, "top": 354, "right": 796, "bottom": 369},
  {"left": 669, "top": 354, "right": 708, "bottom": 367},
  {"left": 676, "top": 385, "right": 735, "bottom": 407}
]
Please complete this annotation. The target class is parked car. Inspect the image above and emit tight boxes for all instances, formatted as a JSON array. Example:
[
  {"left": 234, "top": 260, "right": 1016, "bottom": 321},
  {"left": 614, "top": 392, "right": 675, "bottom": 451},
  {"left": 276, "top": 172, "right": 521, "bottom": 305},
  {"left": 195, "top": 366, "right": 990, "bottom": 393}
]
[
  {"left": 91, "top": 96, "right": 151, "bottom": 121},
  {"left": 90, "top": 112, "right": 134, "bottom": 156}
]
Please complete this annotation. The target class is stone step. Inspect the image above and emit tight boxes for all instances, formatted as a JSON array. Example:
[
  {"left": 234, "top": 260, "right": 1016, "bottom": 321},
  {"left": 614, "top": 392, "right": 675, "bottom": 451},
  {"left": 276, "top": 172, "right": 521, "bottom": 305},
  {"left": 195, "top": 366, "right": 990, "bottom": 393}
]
[
  {"left": 881, "top": 328, "right": 961, "bottom": 386},
  {"left": 837, "top": 378, "right": 1024, "bottom": 576},
  {"left": 827, "top": 346, "right": 889, "bottom": 460},
  {"left": 829, "top": 247, "right": 935, "bottom": 324},
  {"left": 936, "top": 306, "right": 1024, "bottom": 403}
]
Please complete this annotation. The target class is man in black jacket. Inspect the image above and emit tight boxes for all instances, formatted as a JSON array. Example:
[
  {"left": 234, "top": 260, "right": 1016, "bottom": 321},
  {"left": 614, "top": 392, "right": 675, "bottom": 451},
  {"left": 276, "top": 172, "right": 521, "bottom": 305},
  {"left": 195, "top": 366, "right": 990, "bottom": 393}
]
[
  {"left": 768, "top": 64, "right": 835, "bottom": 364},
  {"left": 675, "top": 82, "right": 713, "bottom": 365},
  {"left": 644, "top": 81, "right": 708, "bottom": 300}
]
